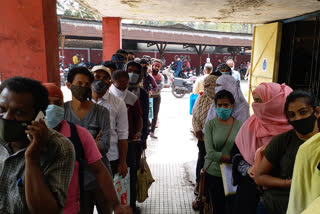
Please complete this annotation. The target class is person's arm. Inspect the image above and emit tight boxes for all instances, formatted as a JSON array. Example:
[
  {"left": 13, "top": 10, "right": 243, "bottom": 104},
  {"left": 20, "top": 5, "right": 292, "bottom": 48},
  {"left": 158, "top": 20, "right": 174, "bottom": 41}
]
[
  {"left": 255, "top": 156, "right": 291, "bottom": 188},
  {"left": 99, "top": 107, "right": 111, "bottom": 155},
  {"left": 25, "top": 120, "right": 75, "bottom": 214},
  {"left": 140, "top": 90, "right": 150, "bottom": 142},
  {"left": 192, "top": 79, "right": 200, "bottom": 94},
  {"left": 116, "top": 100, "right": 129, "bottom": 177},
  {"left": 133, "top": 100, "right": 143, "bottom": 139},
  {"left": 89, "top": 160, "right": 132, "bottom": 213},
  {"left": 192, "top": 98, "right": 204, "bottom": 141},
  {"left": 149, "top": 75, "right": 158, "bottom": 92},
  {"left": 204, "top": 120, "right": 224, "bottom": 163}
]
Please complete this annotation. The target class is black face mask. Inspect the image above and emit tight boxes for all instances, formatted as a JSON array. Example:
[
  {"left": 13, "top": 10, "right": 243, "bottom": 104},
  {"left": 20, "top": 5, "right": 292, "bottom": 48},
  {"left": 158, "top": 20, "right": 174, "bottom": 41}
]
[
  {"left": 71, "top": 85, "right": 91, "bottom": 102},
  {"left": 288, "top": 113, "right": 317, "bottom": 135},
  {"left": 0, "top": 118, "right": 30, "bottom": 142}
]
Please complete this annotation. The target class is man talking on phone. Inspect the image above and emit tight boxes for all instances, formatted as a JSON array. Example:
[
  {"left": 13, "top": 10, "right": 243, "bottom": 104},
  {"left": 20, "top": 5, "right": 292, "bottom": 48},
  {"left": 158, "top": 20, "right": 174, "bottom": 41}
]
[{"left": 0, "top": 77, "right": 75, "bottom": 214}]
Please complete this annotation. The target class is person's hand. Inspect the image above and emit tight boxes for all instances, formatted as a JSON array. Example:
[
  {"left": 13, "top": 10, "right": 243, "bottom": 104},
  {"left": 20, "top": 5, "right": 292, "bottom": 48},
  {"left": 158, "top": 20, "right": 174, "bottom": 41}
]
[
  {"left": 283, "top": 178, "right": 292, "bottom": 188},
  {"left": 141, "top": 140, "right": 147, "bottom": 150},
  {"left": 25, "top": 119, "right": 48, "bottom": 160},
  {"left": 134, "top": 132, "right": 141, "bottom": 140},
  {"left": 118, "top": 161, "right": 128, "bottom": 178},
  {"left": 114, "top": 204, "right": 132, "bottom": 214},
  {"left": 220, "top": 154, "right": 230, "bottom": 163},
  {"left": 95, "top": 130, "right": 102, "bottom": 151},
  {"left": 195, "top": 131, "right": 204, "bottom": 141},
  {"left": 247, "top": 166, "right": 255, "bottom": 179}
]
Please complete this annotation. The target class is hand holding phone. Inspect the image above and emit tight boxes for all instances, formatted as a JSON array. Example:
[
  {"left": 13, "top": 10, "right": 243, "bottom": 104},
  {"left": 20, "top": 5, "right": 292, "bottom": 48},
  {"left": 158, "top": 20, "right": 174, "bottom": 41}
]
[{"left": 27, "top": 111, "right": 45, "bottom": 141}]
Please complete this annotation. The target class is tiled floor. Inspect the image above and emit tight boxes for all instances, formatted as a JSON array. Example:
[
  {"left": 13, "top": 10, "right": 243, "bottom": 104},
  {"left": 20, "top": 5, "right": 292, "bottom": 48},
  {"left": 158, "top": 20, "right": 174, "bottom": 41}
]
[{"left": 136, "top": 88, "right": 198, "bottom": 214}]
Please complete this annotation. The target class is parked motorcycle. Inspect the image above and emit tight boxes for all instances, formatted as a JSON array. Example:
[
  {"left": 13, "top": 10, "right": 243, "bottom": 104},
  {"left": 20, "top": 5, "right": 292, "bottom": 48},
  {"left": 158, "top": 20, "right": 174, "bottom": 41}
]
[
  {"left": 161, "top": 66, "right": 174, "bottom": 88},
  {"left": 171, "top": 77, "right": 196, "bottom": 98}
]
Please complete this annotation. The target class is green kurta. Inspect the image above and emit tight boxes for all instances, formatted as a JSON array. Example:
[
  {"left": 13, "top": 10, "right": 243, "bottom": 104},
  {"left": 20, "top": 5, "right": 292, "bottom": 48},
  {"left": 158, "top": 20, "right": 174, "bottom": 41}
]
[{"left": 204, "top": 118, "right": 242, "bottom": 177}]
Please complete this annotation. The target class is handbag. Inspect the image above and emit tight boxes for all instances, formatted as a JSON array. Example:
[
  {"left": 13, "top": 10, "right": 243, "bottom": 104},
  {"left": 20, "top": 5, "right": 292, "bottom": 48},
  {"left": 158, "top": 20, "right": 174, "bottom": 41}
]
[
  {"left": 136, "top": 152, "right": 155, "bottom": 203},
  {"left": 192, "top": 118, "right": 235, "bottom": 211}
]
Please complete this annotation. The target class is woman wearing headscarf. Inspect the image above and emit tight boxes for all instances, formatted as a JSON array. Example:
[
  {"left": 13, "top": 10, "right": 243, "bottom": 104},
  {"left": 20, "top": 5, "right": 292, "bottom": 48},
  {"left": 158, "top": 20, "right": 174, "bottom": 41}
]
[
  {"left": 205, "top": 75, "right": 250, "bottom": 124},
  {"left": 231, "top": 82, "right": 293, "bottom": 214},
  {"left": 192, "top": 75, "right": 220, "bottom": 198}
]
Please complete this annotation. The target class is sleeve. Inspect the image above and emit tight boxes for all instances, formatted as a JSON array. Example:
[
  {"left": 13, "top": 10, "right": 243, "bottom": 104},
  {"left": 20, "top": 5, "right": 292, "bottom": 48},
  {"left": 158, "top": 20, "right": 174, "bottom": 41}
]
[
  {"left": 264, "top": 134, "right": 283, "bottom": 166},
  {"left": 44, "top": 136, "right": 75, "bottom": 208},
  {"left": 204, "top": 120, "right": 222, "bottom": 162},
  {"left": 140, "top": 90, "right": 150, "bottom": 141},
  {"left": 76, "top": 125, "right": 102, "bottom": 165},
  {"left": 156, "top": 74, "right": 164, "bottom": 91},
  {"left": 192, "top": 97, "right": 203, "bottom": 132},
  {"left": 286, "top": 148, "right": 308, "bottom": 214},
  {"left": 133, "top": 100, "right": 143, "bottom": 134},
  {"left": 116, "top": 100, "right": 129, "bottom": 140},
  {"left": 99, "top": 107, "right": 111, "bottom": 155},
  {"left": 150, "top": 75, "right": 158, "bottom": 91}
]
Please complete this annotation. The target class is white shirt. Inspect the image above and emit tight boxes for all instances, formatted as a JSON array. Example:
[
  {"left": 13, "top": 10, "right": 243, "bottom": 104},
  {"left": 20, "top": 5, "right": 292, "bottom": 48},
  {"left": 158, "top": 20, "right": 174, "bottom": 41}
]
[
  {"left": 93, "top": 92, "right": 128, "bottom": 161},
  {"left": 193, "top": 74, "right": 209, "bottom": 94}
]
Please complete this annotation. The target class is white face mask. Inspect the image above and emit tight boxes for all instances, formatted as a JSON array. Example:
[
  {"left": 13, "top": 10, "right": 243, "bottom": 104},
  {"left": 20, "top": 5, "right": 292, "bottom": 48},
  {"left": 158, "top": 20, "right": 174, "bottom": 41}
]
[{"left": 129, "top": 73, "right": 140, "bottom": 84}]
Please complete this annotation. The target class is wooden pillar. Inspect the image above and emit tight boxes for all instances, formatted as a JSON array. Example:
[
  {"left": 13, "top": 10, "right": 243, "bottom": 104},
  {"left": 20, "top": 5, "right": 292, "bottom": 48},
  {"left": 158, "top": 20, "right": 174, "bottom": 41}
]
[
  {"left": 102, "top": 17, "right": 121, "bottom": 61},
  {"left": 195, "top": 45, "right": 207, "bottom": 76}
]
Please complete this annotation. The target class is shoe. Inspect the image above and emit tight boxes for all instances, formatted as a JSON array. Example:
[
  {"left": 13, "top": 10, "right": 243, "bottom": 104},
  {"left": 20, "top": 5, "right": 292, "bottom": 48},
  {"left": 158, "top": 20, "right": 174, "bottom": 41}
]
[
  {"left": 133, "top": 206, "right": 141, "bottom": 214},
  {"left": 194, "top": 183, "right": 199, "bottom": 196},
  {"left": 150, "top": 132, "right": 158, "bottom": 139}
]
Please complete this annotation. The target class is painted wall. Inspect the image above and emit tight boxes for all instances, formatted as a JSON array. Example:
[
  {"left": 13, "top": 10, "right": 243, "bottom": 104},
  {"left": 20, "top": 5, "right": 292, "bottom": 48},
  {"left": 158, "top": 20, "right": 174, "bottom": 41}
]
[{"left": 0, "top": 0, "right": 59, "bottom": 84}]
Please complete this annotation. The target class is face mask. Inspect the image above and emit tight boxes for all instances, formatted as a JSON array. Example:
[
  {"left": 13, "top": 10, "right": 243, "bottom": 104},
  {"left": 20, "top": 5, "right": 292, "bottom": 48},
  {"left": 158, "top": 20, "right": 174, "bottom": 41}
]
[
  {"left": 45, "top": 104, "right": 64, "bottom": 129},
  {"left": 221, "top": 72, "right": 231, "bottom": 75},
  {"left": 216, "top": 107, "right": 233, "bottom": 120},
  {"left": 0, "top": 118, "right": 30, "bottom": 142},
  {"left": 111, "top": 85, "right": 127, "bottom": 100},
  {"left": 129, "top": 73, "right": 140, "bottom": 84},
  {"left": 288, "top": 113, "right": 317, "bottom": 135},
  {"left": 92, "top": 80, "right": 109, "bottom": 94},
  {"left": 70, "top": 85, "right": 91, "bottom": 102}
]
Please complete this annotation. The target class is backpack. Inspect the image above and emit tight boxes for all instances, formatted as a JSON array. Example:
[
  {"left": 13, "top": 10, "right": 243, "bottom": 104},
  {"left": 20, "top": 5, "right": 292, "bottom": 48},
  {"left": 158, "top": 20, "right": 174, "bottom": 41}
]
[{"left": 66, "top": 122, "right": 85, "bottom": 209}]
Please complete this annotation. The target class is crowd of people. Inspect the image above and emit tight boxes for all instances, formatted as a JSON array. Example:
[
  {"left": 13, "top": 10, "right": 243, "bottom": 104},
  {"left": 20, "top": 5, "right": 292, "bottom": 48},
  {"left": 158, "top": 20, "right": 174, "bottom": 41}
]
[
  {"left": 191, "top": 62, "right": 320, "bottom": 214},
  {"left": 0, "top": 49, "right": 165, "bottom": 214}
]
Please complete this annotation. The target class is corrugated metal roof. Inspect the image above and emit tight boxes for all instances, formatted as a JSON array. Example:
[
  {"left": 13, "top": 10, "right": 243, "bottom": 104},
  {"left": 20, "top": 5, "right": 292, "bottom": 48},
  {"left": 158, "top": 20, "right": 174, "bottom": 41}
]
[{"left": 59, "top": 17, "right": 252, "bottom": 47}]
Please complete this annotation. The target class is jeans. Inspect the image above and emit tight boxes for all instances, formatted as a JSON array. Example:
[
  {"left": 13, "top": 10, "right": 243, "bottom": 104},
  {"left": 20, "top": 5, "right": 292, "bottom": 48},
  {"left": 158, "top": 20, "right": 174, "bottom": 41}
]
[
  {"left": 196, "top": 140, "right": 206, "bottom": 183},
  {"left": 151, "top": 96, "right": 161, "bottom": 132}
]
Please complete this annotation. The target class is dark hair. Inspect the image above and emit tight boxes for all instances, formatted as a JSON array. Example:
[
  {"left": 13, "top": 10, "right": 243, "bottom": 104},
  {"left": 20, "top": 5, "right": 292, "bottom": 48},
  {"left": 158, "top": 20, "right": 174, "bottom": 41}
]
[
  {"left": 128, "top": 51, "right": 135, "bottom": 55},
  {"left": 0, "top": 76, "right": 49, "bottom": 113},
  {"left": 140, "top": 58, "right": 150, "bottom": 65},
  {"left": 102, "top": 61, "right": 117, "bottom": 70},
  {"left": 216, "top": 63, "right": 231, "bottom": 73},
  {"left": 112, "top": 70, "right": 129, "bottom": 82},
  {"left": 116, "top": 49, "right": 128, "bottom": 55},
  {"left": 284, "top": 90, "right": 318, "bottom": 117},
  {"left": 125, "top": 61, "right": 142, "bottom": 73},
  {"left": 211, "top": 71, "right": 222, "bottom": 76},
  {"left": 67, "top": 66, "right": 94, "bottom": 83},
  {"left": 215, "top": 90, "right": 235, "bottom": 105}
]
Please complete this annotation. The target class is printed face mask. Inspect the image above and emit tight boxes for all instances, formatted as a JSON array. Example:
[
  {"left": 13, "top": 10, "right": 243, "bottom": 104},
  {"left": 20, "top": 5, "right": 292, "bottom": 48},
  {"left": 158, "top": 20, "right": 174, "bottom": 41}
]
[
  {"left": 129, "top": 73, "right": 140, "bottom": 84},
  {"left": 216, "top": 107, "right": 233, "bottom": 120},
  {"left": 0, "top": 118, "right": 30, "bottom": 142},
  {"left": 45, "top": 104, "right": 64, "bottom": 129},
  {"left": 70, "top": 85, "right": 91, "bottom": 102},
  {"left": 92, "top": 80, "right": 109, "bottom": 94},
  {"left": 288, "top": 113, "right": 317, "bottom": 135}
]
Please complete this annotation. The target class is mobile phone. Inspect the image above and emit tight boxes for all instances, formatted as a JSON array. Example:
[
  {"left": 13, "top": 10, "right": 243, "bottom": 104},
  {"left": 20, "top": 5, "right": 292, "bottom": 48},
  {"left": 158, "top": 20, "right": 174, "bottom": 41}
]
[{"left": 27, "top": 111, "right": 45, "bottom": 141}]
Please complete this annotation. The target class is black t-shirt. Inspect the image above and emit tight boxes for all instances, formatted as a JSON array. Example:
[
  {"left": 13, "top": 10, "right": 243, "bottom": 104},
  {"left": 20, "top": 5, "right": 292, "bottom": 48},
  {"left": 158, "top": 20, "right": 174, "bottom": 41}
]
[{"left": 263, "top": 129, "right": 304, "bottom": 214}]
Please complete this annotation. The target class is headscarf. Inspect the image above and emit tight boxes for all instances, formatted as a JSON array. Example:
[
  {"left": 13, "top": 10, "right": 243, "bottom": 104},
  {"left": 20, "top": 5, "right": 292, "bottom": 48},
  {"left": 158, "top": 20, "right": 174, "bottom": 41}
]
[
  {"left": 235, "top": 82, "right": 293, "bottom": 165},
  {"left": 203, "top": 75, "right": 218, "bottom": 100},
  {"left": 205, "top": 75, "right": 249, "bottom": 123}
]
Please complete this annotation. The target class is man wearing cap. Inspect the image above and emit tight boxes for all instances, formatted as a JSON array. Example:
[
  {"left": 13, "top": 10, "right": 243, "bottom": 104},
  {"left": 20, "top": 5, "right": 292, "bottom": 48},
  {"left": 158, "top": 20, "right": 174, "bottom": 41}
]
[
  {"left": 150, "top": 59, "right": 164, "bottom": 139},
  {"left": 91, "top": 65, "right": 129, "bottom": 179},
  {"left": 43, "top": 83, "right": 131, "bottom": 214}
]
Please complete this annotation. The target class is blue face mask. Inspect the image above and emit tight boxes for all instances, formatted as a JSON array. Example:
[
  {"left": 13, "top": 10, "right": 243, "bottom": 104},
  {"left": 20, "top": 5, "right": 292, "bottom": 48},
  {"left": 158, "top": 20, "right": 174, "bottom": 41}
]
[
  {"left": 216, "top": 107, "right": 233, "bottom": 120},
  {"left": 45, "top": 104, "right": 64, "bottom": 128}
]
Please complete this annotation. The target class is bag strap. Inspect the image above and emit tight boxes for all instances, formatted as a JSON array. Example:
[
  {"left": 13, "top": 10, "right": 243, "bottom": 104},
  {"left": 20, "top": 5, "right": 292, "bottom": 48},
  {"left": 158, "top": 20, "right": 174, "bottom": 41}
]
[{"left": 203, "top": 118, "right": 235, "bottom": 173}]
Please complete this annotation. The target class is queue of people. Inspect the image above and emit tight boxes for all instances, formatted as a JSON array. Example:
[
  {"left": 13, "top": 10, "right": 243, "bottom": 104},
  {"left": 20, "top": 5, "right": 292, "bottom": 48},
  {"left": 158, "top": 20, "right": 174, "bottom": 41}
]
[
  {"left": 192, "top": 63, "right": 320, "bottom": 214},
  {"left": 0, "top": 49, "right": 165, "bottom": 214}
]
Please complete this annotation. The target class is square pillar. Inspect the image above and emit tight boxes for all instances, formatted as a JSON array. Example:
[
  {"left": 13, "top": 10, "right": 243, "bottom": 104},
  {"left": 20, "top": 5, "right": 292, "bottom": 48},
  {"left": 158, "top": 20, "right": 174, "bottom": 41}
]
[
  {"left": 102, "top": 17, "right": 122, "bottom": 61},
  {"left": 0, "top": 0, "right": 60, "bottom": 85}
]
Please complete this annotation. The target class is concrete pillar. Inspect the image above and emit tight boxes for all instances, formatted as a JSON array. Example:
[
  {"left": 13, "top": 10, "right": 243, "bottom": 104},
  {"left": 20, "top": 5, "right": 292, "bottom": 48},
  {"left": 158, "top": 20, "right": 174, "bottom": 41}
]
[
  {"left": 102, "top": 17, "right": 122, "bottom": 61},
  {"left": 0, "top": 0, "right": 60, "bottom": 85}
]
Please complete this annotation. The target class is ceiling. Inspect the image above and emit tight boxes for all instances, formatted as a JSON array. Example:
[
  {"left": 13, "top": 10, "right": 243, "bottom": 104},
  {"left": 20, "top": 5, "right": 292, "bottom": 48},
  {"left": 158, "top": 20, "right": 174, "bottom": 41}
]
[{"left": 77, "top": 0, "right": 320, "bottom": 24}]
